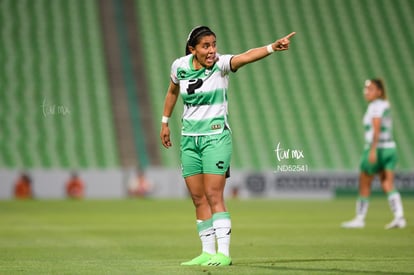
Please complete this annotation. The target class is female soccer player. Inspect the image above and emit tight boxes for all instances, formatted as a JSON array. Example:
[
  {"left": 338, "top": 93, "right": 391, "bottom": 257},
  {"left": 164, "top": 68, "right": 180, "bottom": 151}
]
[
  {"left": 342, "top": 79, "right": 407, "bottom": 229},
  {"left": 160, "top": 26, "right": 295, "bottom": 266}
]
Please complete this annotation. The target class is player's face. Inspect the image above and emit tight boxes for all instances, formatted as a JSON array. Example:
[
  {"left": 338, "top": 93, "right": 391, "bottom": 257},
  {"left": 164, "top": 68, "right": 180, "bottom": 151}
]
[
  {"left": 191, "top": 35, "right": 217, "bottom": 69},
  {"left": 363, "top": 81, "right": 380, "bottom": 102}
]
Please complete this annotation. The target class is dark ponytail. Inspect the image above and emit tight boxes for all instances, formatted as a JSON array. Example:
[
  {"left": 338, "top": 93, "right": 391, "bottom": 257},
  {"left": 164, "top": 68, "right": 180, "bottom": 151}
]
[
  {"left": 371, "top": 78, "right": 387, "bottom": 99},
  {"left": 185, "top": 26, "right": 215, "bottom": 55}
]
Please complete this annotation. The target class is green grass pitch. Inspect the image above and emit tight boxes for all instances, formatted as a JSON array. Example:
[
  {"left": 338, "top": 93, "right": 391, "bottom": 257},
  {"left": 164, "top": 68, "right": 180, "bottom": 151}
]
[{"left": 0, "top": 198, "right": 413, "bottom": 274}]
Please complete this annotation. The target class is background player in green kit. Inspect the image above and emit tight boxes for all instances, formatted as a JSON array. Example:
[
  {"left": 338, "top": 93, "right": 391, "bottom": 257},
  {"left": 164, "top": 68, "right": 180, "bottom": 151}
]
[
  {"left": 342, "top": 79, "right": 407, "bottom": 229},
  {"left": 160, "top": 26, "right": 295, "bottom": 266}
]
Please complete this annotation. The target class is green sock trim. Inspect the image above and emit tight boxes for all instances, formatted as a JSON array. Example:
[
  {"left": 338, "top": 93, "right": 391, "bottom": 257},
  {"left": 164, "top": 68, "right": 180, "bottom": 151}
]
[
  {"left": 212, "top": 212, "right": 231, "bottom": 221},
  {"left": 197, "top": 218, "right": 213, "bottom": 232},
  {"left": 387, "top": 190, "right": 399, "bottom": 197},
  {"left": 358, "top": 196, "right": 369, "bottom": 202}
]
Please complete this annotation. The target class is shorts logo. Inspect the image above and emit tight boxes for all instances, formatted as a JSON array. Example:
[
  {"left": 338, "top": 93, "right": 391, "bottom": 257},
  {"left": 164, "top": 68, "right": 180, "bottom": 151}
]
[
  {"left": 216, "top": 161, "right": 224, "bottom": 169},
  {"left": 211, "top": 124, "right": 221, "bottom": 130}
]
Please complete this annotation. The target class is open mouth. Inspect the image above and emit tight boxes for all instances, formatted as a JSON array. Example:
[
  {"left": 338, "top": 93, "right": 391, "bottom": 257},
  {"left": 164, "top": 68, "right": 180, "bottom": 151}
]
[{"left": 206, "top": 55, "right": 216, "bottom": 63}]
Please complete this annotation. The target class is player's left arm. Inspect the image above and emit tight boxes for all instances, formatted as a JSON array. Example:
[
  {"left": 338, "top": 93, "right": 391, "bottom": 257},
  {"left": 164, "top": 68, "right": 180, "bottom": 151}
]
[
  {"left": 230, "top": 32, "right": 296, "bottom": 71},
  {"left": 160, "top": 80, "right": 180, "bottom": 148},
  {"left": 369, "top": 117, "right": 381, "bottom": 164}
]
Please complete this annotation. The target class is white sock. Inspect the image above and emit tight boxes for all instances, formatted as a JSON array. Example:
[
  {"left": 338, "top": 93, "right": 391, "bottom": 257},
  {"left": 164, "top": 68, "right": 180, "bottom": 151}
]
[
  {"left": 212, "top": 212, "right": 231, "bottom": 257},
  {"left": 387, "top": 191, "right": 404, "bottom": 219},
  {"left": 197, "top": 219, "right": 216, "bottom": 255},
  {"left": 356, "top": 196, "right": 369, "bottom": 221}
]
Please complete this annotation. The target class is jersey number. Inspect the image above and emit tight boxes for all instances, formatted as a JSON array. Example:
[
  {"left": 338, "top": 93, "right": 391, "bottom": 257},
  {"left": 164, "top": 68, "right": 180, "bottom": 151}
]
[{"left": 187, "top": 79, "right": 203, "bottom": 94}]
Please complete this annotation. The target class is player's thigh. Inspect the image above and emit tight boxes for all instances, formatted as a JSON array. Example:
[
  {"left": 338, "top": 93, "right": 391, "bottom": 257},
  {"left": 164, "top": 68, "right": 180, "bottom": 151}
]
[
  {"left": 359, "top": 171, "right": 374, "bottom": 196},
  {"left": 185, "top": 174, "right": 205, "bottom": 199}
]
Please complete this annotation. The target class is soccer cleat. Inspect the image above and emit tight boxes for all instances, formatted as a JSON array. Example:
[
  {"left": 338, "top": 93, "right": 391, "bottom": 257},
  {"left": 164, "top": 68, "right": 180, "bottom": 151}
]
[
  {"left": 201, "top": 252, "right": 232, "bottom": 266},
  {"left": 180, "top": 252, "right": 213, "bottom": 266},
  {"left": 341, "top": 218, "right": 365, "bottom": 228},
  {"left": 385, "top": 217, "right": 407, "bottom": 229}
]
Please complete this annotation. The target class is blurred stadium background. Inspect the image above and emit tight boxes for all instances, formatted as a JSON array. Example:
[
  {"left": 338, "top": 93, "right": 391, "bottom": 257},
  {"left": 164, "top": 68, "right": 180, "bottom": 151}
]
[{"left": 0, "top": 0, "right": 413, "bottom": 199}]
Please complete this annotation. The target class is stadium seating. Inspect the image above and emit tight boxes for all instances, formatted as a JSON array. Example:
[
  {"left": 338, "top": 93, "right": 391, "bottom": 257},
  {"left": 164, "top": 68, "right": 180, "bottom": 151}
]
[
  {"left": 0, "top": 0, "right": 119, "bottom": 168},
  {"left": 1, "top": 0, "right": 412, "bottom": 172},
  {"left": 135, "top": 0, "right": 414, "bottom": 171}
]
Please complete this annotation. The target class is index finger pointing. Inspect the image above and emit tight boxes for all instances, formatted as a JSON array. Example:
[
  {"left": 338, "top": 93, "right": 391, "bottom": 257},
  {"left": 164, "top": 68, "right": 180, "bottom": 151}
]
[{"left": 285, "top": 32, "right": 296, "bottom": 39}]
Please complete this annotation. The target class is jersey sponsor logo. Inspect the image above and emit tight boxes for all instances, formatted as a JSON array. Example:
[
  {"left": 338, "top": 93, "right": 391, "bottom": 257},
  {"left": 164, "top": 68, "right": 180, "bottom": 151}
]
[{"left": 187, "top": 79, "right": 203, "bottom": 94}]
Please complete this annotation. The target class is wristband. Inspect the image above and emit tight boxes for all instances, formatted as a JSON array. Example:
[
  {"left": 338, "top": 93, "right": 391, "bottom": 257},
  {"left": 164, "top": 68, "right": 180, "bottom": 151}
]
[
  {"left": 161, "top": 116, "right": 169, "bottom": 123},
  {"left": 266, "top": 44, "right": 274, "bottom": 54}
]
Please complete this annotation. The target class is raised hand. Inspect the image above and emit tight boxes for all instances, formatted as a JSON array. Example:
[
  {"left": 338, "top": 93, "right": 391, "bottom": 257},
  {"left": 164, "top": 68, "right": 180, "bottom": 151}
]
[{"left": 274, "top": 32, "right": 296, "bottom": 51}]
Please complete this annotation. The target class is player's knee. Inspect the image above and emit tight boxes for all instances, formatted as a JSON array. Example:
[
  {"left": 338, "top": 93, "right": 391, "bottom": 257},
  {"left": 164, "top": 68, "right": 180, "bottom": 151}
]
[
  {"left": 205, "top": 190, "right": 223, "bottom": 206},
  {"left": 190, "top": 193, "right": 208, "bottom": 208}
]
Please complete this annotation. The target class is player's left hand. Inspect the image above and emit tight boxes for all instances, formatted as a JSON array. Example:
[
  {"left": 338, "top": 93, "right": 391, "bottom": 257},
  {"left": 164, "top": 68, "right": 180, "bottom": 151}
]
[
  {"left": 274, "top": 32, "right": 296, "bottom": 51},
  {"left": 160, "top": 125, "right": 172, "bottom": 148}
]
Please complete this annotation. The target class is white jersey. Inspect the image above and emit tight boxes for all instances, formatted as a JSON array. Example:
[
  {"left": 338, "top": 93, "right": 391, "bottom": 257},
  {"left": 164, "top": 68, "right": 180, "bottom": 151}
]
[
  {"left": 170, "top": 54, "right": 234, "bottom": 136},
  {"left": 363, "top": 99, "right": 396, "bottom": 148}
]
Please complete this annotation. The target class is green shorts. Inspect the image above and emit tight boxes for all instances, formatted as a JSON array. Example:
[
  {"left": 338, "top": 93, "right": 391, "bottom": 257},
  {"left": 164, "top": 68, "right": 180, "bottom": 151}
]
[
  {"left": 180, "top": 129, "right": 232, "bottom": 178},
  {"left": 360, "top": 147, "right": 397, "bottom": 175}
]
